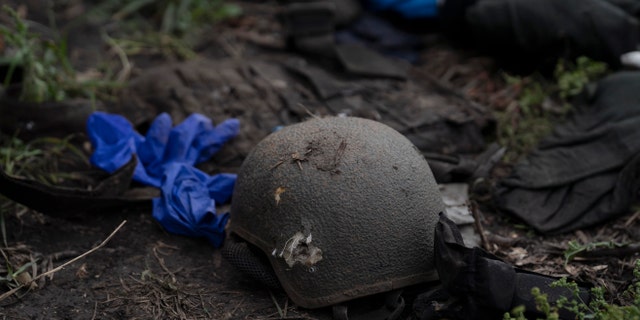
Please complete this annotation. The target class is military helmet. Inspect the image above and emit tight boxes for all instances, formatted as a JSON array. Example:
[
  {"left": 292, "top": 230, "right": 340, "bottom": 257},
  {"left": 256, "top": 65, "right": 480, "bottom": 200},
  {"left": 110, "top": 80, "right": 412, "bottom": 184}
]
[{"left": 229, "top": 116, "right": 444, "bottom": 308}]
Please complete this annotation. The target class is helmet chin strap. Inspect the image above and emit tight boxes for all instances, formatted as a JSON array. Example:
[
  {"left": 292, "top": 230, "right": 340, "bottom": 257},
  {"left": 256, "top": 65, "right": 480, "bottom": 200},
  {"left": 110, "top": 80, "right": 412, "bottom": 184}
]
[{"left": 332, "top": 289, "right": 405, "bottom": 320}]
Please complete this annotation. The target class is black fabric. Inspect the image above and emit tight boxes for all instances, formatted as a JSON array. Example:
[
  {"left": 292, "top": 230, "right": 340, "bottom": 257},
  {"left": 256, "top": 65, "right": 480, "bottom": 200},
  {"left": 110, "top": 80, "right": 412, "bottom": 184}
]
[
  {"left": 456, "top": 0, "right": 640, "bottom": 70},
  {"left": 429, "top": 214, "right": 591, "bottom": 320},
  {"left": 425, "top": 143, "right": 504, "bottom": 183},
  {"left": 497, "top": 72, "right": 640, "bottom": 234},
  {"left": 434, "top": 213, "right": 514, "bottom": 318},
  {"left": 605, "top": 0, "right": 640, "bottom": 17}
]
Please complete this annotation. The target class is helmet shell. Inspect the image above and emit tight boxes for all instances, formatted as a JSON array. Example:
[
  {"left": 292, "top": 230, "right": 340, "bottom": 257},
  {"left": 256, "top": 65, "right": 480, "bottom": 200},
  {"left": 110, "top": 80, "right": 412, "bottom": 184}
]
[{"left": 229, "top": 117, "right": 443, "bottom": 308}]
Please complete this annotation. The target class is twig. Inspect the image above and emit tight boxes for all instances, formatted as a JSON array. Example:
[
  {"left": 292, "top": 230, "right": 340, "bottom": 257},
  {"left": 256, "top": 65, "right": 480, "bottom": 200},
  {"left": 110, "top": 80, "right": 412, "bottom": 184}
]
[
  {"left": 471, "top": 202, "right": 490, "bottom": 251},
  {"left": 269, "top": 290, "right": 284, "bottom": 318},
  {"left": 0, "top": 220, "right": 127, "bottom": 302},
  {"left": 101, "top": 30, "right": 132, "bottom": 83},
  {"left": 91, "top": 300, "right": 98, "bottom": 320},
  {"left": 153, "top": 245, "right": 177, "bottom": 284},
  {"left": 624, "top": 210, "right": 640, "bottom": 228},
  {"left": 575, "top": 243, "right": 640, "bottom": 259},
  {"left": 230, "top": 296, "right": 245, "bottom": 317},
  {"left": 283, "top": 298, "right": 288, "bottom": 318}
]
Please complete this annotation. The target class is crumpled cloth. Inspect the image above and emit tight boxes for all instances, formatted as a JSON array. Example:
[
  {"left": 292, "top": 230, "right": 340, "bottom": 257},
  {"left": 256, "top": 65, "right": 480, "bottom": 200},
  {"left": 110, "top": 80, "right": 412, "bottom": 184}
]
[
  {"left": 496, "top": 72, "right": 640, "bottom": 234},
  {"left": 87, "top": 112, "right": 240, "bottom": 246}
]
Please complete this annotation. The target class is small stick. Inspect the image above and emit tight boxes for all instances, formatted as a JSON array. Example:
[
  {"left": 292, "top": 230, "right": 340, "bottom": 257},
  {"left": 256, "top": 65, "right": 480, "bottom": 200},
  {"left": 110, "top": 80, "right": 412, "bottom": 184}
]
[
  {"left": 91, "top": 301, "right": 98, "bottom": 320},
  {"left": 153, "top": 246, "right": 176, "bottom": 284},
  {"left": 471, "top": 202, "right": 490, "bottom": 251},
  {"left": 624, "top": 210, "right": 640, "bottom": 228},
  {"left": 0, "top": 220, "right": 127, "bottom": 302},
  {"left": 269, "top": 290, "right": 284, "bottom": 318}
]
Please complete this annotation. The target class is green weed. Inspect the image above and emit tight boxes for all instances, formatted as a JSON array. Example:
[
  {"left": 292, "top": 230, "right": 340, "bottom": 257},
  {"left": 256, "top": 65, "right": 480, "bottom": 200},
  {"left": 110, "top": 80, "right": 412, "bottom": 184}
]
[
  {"left": 495, "top": 57, "right": 609, "bottom": 162},
  {"left": 0, "top": 5, "right": 121, "bottom": 103},
  {"left": 504, "top": 260, "right": 640, "bottom": 320},
  {"left": 555, "top": 56, "right": 608, "bottom": 100},
  {"left": 0, "top": 258, "right": 35, "bottom": 290},
  {"left": 112, "top": 0, "right": 242, "bottom": 36},
  {"left": 495, "top": 74, "right": 556, "bottom": 162},
  {"left": 89, "top": 0, "right": 241, "bottom": 60}
]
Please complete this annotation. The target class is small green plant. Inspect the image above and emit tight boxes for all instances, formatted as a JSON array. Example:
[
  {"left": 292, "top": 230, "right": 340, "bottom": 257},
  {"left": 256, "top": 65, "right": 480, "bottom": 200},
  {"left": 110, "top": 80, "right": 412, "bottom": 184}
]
[
  {"left": 555, "top": 56, "right": 608, "bottom": 100},
  {"left": 90, "top": 0, "right": 241, "bottom": 60},
  {"left": 0, "top": 5, "right": 71, "bottom": 102},
  {"left": 0, "top": 260, "right": 36, "bottom": 292},
  {"left": 504, "top": 260, "right": 640, "bottom": 320},
  {"left": 496, "top": 57, "right": 609, "bottom": 162},
  {"left": 496, "top": 74, "right": 556, "bottom": 162},
  {"left": 504, "top": 305, "right": 528, "bottom": 320},
  {"left": 0, "top": 5, "right": 120, "bottom": 103}
]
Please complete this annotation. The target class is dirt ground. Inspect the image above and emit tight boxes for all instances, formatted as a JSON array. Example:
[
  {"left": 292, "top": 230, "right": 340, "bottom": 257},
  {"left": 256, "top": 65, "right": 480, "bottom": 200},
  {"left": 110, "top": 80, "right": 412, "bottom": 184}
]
[{"left": 1, "top": 1, "right": 639, "bottom": 319}]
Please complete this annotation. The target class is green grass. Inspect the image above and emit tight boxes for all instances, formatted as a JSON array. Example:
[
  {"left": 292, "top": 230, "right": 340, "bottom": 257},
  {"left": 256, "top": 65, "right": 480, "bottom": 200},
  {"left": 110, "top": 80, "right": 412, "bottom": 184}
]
[
  {"left": 504, "top": 260, "right": 640, "bottom": 320},
  {"left": 0, "top": 5, "right": 122, "bottom": 103},
  {"left": 111, "top": 0, "right": 241, "bottom": 36},
  {"left": 0, "top": 134, "right": 89, "bottom": 186},
  {"left": 87, "top": 0, "right": 241, "bottom": 60}
]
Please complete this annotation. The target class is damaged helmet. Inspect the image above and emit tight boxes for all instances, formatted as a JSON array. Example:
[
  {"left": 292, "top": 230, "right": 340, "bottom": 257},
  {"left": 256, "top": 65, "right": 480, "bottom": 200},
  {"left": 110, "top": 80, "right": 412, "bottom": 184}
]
[{"left": 228, "top": 116, "right": 444, "bottom": 308}]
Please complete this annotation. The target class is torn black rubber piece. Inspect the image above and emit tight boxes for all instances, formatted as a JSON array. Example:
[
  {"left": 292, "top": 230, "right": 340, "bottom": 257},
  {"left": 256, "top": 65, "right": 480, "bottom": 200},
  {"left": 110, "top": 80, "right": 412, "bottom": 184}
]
[{"left": 0, "top": 156, "right": 154, "bottom": 218}]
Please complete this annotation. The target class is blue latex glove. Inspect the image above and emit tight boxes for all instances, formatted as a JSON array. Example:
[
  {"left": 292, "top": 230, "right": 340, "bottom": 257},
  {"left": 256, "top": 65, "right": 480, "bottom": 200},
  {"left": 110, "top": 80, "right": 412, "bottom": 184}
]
[
  {"left": 367, "top": 0, "right": 439, "bottom": 19},
  {"left": 152, "top": 163, "right": 234, "bottom": 247},
  {"left": 86, "top": 112, "right": 144, "bottom": 175},
  {"left": 87, "top": 112, "right": 240, "bottom": 187},
  {"left": 87, "top": 112, "right": 240, "bottom": 247}
]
